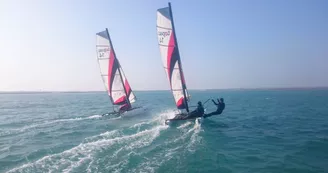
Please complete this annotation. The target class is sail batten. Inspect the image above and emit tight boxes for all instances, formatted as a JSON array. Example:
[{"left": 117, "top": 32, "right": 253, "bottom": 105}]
[
  {"left": 156, "top": 3, "right": 189, "bottom": 112},
  {"left": 96, "top": 29, "right": 136, "bottom": 107},
  {"left": 156, "top": 26, "right": 173, "bottom": 30}
]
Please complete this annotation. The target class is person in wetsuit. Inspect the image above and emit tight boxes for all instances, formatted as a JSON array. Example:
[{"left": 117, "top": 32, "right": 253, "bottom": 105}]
[
  {"left": 203, "top": 98, "right": 225, "bottom": 118},
  {"left": 187, "top": 101, "right": 205, "bottom": 118},
  {"left": 119, "top": 103, "right": 131, "bottom": 114}
]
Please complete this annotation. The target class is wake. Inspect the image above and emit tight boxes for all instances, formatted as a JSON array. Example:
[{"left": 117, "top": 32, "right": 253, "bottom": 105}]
[
  {"left": 6, "top": 110, "right": 203, "bottom": 173},
  {"left": 0, "top": 115, "right": 103, "bottom": 137},
  {"left": 133, "top": 118, "right": 203, "bottom": 173}
]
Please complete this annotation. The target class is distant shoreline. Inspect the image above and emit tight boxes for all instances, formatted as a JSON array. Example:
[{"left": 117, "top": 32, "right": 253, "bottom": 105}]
[{"left": 1, "top": 87, "right": 328, "bottom": 94}]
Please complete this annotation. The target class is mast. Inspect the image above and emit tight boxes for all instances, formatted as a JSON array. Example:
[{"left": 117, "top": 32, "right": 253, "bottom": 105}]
[
  {"left": 105, "top": 28, "right": 131, "bottom": 108},
  {"left": 168, "top": 2, "right": 189, "bottom": 113}
]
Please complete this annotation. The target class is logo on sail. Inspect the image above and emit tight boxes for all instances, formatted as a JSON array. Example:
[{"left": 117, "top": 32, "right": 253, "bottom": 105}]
[
  {"left": 158, "top": 31, "right": 171, "bottom": 38},
  {"left": 98, "top": 47, "right": 110, "bottom": 53},
  {"left": 98, "top": 47, "right": 110, "bottom": 58},
  {"left": 158, "top": 31, "right": 171, "bottom": 43}
]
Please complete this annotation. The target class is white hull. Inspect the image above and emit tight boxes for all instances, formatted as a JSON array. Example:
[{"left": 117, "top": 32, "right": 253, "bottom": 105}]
[{"left": 120, "top": 107, "right": 146, "bottom": 117}]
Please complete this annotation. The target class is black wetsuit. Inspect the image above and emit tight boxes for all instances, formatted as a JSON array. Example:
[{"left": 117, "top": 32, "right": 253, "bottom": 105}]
[
  {"left": 203, "top": 99, "right": 225, "bottom": 118},
  {"left": 188, "top": 104, "right": 204, "bottom": 118}
]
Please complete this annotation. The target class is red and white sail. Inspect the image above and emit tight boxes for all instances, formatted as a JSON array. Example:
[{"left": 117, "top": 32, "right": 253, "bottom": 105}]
[
  {"left": 120, "top": 67, "right": 136, "bottom": 103},
  {"left": 96, "top": 29, "right": 135, "bottom": 106},
  {"left": 156, "top": 4, "right": 189, "bottom": 112}
]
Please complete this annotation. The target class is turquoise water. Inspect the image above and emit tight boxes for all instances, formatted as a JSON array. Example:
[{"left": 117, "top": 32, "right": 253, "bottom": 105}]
[{"left": 0, "top": 90, "right": 328, "bottom": 173}]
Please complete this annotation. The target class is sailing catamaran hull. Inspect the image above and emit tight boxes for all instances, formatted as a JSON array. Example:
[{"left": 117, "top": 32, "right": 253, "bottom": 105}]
[
  {"left": 164, "top": 108, "right": 207, "bottom": 125},
  {"left": 102, "top": 111, "right": 121, "bottom": 117},
  {"left": 119, "top": 106, "right": 146, "bottom": 117},
  {"left": 102, "top": 106, "right": 144, "bottom": 117}
]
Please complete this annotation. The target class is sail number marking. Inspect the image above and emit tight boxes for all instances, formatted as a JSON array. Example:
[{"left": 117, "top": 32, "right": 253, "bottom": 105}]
[
  {"left": 98, "top": 47, "right": 110, "bottom": 58},
  {"left": 158, "top": 30, "right": 171, "bottom": 43}
]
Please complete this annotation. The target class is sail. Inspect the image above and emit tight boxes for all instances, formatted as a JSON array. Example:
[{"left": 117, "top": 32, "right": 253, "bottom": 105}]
[
  {"left": 119, "top": 67, "right": 136, "bottom": 103},
  {"left": 156, "top": 3, "right": 189, "bottom": 112},
  {"left": 96, "top": 29, "right": 135, "bottom": 106}
]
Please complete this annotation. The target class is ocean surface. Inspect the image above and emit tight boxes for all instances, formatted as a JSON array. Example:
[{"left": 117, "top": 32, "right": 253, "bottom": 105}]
[{"left": 0, "top": 89, "right": 328, "bottom": 173}]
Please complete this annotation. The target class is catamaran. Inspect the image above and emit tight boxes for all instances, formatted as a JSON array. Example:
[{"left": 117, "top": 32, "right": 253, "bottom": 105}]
[
  {"left": 96, "top": 28, "right": 139, "bottom": 116},
  {"left": 156, "top": 3, "right": 201, "bottom": 124}
]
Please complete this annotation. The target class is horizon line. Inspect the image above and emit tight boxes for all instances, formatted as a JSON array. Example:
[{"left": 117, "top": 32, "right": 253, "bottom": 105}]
[{"left": 1, "top": 86, "right": 328, "bottom": 93}]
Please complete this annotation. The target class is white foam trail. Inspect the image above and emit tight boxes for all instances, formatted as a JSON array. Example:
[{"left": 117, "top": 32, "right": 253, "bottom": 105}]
[
  {"left": 129, "top": 121, "right": 148, "bottom": 133},
  {"left": 3, "top": 115, "right": 102, "bottom": 135},
  {"left": 126, "top": 126, "right": 163, "bottom": 150},
  {"left": 0, "top": 130, "right": 12, "bottom": 137},
  {"left": 0, "top": 146, "right": 10, "bottom": 153},
  {"left": 110, "top": 116, "right": 122, "bottom": 120},
  {"left": 133, "top": 145, "right": 182, "bottom": 173},
  {"left": 177, "top": 121, "right": 192, "bottom": 129},
  {"left": 83, "top": 112, "right": 172, "bottom": 172},
  {"left": 169, "top": 119, "right": 202, "bottom": 144},
  {"left": 50, "top": 114, "right": 102, "bottom": 123},
  {"left": 7, "top": 125, "right": 167, "bottom": 173},
  {"left": 7, "top": 109, "right": 173, "bottom": 172},
  {"left": 152, "top": 109, "right": 176, "bottom": 126},
  {"left": 172, "top": 126, "right": 196, "bottom": 143},
  {"left": 130, "top": 115, "right": 204, "bottom": 173},
  {"left": 62, "top": 153, "right": 92, "bottom": 173},
  {"left": 100, "top": 125, "right": 167, "bottom": 172},
  {"left": 164, "top": 146, "right": 183, "bottom": 158},
  {"left": 187, "top": 119, "right": 203, "bottom": 152},
  {"left": 86, "top": 115, "right": 102, "bottom": 119},
  {"left": 84, "top": 130, "right": 121, "bottom": 143},
  {"left": 105, "top": 160, "right": 128, "bottom": 173},
  {"left": 130, "top": 121, "right": 148, "bottom": 129}
]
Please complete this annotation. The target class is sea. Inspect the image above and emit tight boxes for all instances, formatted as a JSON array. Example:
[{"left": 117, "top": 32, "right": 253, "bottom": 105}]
[{"left": 0, "top": 89, "right": 327, "bottom": 173}]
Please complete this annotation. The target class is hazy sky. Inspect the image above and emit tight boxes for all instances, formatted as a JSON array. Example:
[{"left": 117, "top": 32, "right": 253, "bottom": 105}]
[{"left": 1, "top": 0, "right": 327, "bottom": 91}]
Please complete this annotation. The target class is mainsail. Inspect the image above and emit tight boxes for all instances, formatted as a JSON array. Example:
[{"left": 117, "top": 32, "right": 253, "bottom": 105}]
[
  {"left": 96, "top": 29, "right": 136, "bottom": 107},
  {"left": 156, "top": 3, "right": 190, "bottom": 112}
]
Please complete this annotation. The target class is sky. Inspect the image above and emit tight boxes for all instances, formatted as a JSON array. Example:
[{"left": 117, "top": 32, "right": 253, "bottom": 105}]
[{"left": 0, "top": 0, "right": 327, "bottom": 91}]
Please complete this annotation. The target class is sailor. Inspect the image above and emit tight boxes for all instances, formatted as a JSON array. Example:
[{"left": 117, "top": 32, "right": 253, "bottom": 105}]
[
  {"left": 188, "top": 101, "right": 204, "bottom": 118},
  {"left": 203, "top": 98, "right": 225, "bottom": 118},
  {"left": 119, "top": 103, "right": 131, "bottom": 113}
]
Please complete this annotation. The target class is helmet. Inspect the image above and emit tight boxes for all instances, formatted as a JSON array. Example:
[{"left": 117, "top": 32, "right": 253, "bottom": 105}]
[
  {"left": 198, "top": 101, "right": 202, "bottom": 105},
  {"left": 220, "top": 98, "right": 224, "bottom": 102}
]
